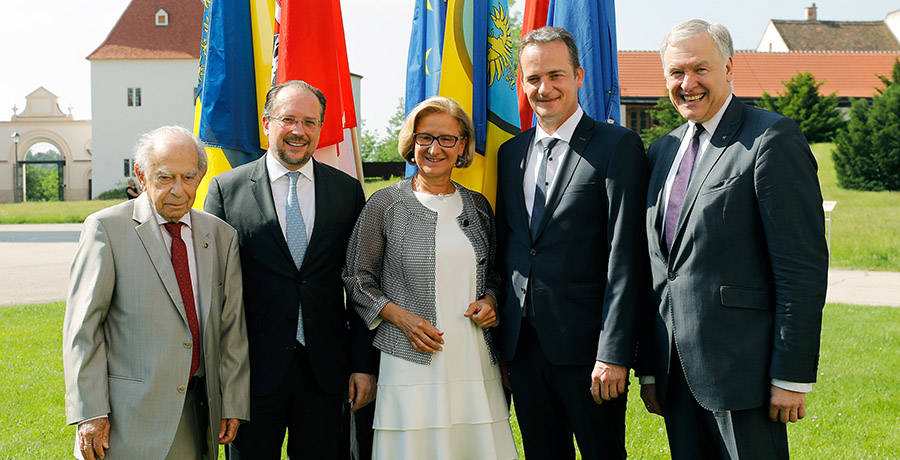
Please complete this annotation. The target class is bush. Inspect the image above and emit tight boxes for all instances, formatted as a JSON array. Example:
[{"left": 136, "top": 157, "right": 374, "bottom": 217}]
[
  {"left": 97, "top": 187, "right": 128, "bottom": 200},
  {"left": 757, "top": 71, "right": 845, "bottom": 143},
  {"left": 832, "top": 83, "right": 900, "bottom": 191}
]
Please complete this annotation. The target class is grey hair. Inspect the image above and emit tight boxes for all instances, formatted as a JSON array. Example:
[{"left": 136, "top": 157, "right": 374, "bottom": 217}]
[
  {"left": 263, "top": 80, "right": 327, "bottom": 122},
  {"left": 660, "top": 19, "right": 733, "bottom": 65},
  {"left": 519, "top": 26, "right": 581, "bottom": 73},
  {"left": 133, "top": 126, "right": 207, "bottom": 176}
]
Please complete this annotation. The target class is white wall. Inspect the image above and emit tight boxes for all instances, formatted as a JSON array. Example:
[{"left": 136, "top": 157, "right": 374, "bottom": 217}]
[
  {"left": 886, "top": 10, "right": 900, "bottom": 43},
  {"left": 90, "top": 59, "right": 198, "bottom": 198},
  {"left": 756, "top": 21, "right": 789, "bottom": 52}
]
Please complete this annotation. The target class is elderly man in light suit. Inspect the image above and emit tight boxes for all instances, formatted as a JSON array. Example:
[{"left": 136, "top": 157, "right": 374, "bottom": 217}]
[
  {"left": 637, "top": 20, "right": 828, "bottom": 460},
  {"left": 63, "top": 126, "right": 250, "bottom": 460}
]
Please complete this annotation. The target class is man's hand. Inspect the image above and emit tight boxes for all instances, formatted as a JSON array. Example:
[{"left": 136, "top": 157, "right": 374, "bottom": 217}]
[
  {"left": 640, "top": 384, "right": 663, "bottom": 415},
  {"left": 590, "top": 361, "right": 628, "bottom": 404},
  {"left": 769, "top": 386, "right": 807, "bottom": 423},
  {"left": 499, "top": 359, "right": 511, "bottom": 390},
  {"left": 218, "top": 418, "right": 240, "bottom": 444},
  {"left": 464, "top": 296, "right": 498, "bottom": 328},
  {"left": 348, "top": 373, "right": 377, "bottom": 413},
  {"left": 77, "top": 417, "right": 110, "bottom": 460}
]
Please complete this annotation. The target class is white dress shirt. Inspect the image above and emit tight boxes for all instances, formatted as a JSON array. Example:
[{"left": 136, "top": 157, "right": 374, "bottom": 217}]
[
  {"left": 266, "top": 152, "right": 316, "bottom": 241},
  {"left": 643, "top": 94, "right": 811, "bottom": 394},
  {"left": 523, "top": 106, "right": 585, "bottom": 220}
]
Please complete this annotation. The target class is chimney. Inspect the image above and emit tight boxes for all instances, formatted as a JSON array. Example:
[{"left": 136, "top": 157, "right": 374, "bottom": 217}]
[{"left": 805, "top": 3, "right": 818, "bottom": 21}]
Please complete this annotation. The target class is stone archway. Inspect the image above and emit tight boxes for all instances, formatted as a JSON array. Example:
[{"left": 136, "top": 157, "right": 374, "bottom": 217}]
[{"left": 20, "top": 141, "right": 66, "bottom": 202}]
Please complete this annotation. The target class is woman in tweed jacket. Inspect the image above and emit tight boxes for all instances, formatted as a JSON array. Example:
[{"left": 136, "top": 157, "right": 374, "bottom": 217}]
[{"left": 343, "top": 97, "right": 517, "bottom": 459}]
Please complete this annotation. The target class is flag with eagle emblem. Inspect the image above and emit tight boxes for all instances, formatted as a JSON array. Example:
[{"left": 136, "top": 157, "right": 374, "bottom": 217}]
[{"left": 404, "top": 0, "right": 520, "bottom": 206}]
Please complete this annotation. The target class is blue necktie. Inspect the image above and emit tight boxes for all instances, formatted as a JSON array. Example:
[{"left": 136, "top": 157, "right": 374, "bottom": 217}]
[
  {"left": 286, "top": 171, "right": 307, "bottom": 345},
  {"left": 665, "top": 124, "right": 704, "bottom": 252},
  {"left": 531, "top": 137, "right": 559, "bottom": 238}
]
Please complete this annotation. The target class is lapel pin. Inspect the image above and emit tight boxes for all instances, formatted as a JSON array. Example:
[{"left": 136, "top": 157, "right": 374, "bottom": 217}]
[{"left": 203, "top": 243, "right": 208, "bottom": 248}]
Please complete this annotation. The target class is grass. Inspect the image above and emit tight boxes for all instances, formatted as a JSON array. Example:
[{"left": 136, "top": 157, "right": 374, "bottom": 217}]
[
  {"left": 0, "top": 200, "right": 123, "bottom": 224},
  {"left": 812, "top": 143, "right": 900, "bottom": 271},
  {"left": 3, "top": 302, "right": 898, "bottom": 459},
  {"left": 363, "top": 176, "right": 402, "bottom": 198}
]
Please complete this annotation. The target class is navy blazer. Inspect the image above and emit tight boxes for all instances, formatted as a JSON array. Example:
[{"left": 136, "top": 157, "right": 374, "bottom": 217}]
[
  {"left": 495, "top": 113, "right": 650, "bottom": 367},
  {"left": 638, "top": 98, "right": 828, "bottom": 411}
]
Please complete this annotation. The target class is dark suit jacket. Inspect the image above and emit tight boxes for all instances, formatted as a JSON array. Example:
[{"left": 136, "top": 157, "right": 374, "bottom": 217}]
[
  {"left": 205, "top": 157, "right": 377, "bottom": 396},
  {"left": 496, "top": 113, "right": 650, "bottom": 367},
  {"left": 638, "top": 98, "right": 828, "bottom": 411}
]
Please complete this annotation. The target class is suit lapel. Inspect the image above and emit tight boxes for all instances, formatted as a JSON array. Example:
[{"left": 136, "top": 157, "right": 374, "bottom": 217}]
[
  {"left": 132, "top": 194, "right": 188, "bottom": 324},
  {"left": 305, "top": 160, "right": 329, "bottom": 266},
  {"left": 508, "top": 131, "right": 534, "bottom": 235},
  {"left": 190, "top": 211, "right": 213, "bottom": 333},
  {"left": 249, "top": 157, "right": 295, "bottom": 264},
  {"left": 673, "top": 98, "right": 744, "bottom": 250},
  {"left": 532, "top": 116, "right": 590, "bottom": 240}
]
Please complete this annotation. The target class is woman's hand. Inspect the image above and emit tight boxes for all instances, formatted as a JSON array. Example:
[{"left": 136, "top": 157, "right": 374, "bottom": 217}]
[
  {"left": 380, "top": 302, "right": 444, "bottom": 353},
  {"left": 464, "top": 295, "right": 497, "bottom": 328}
]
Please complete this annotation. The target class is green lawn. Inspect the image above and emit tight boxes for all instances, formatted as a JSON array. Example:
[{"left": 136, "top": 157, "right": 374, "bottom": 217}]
[
  {"left": 0, "top": 200, "right": 123, "bottom": 224},
  {"left": 3, "top": 302, "right": 898, "bottom": 459},
  {"left": 812, "top": 143, "right": 900, "bottom": 271}
]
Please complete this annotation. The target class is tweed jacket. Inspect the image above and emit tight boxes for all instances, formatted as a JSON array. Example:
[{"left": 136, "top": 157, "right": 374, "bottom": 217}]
[{"left": 343, "top": 177, "right": 500, "bottom": 365}]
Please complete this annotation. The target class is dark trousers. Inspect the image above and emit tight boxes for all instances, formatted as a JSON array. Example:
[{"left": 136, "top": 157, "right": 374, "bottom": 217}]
[
  {"left": 227, "top": 342, "right": 344, "bottom": 460},
  {"left": 662, "top": 352, "right": 789, "bottom": 460},
  {"left": 508, "top": 322, "right": 627, "bottom": 460}
]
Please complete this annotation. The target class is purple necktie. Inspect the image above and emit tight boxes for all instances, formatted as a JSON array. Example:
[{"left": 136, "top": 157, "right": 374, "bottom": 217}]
[{"left": 665, "top": 124, "right": 704, "bottom": 252}]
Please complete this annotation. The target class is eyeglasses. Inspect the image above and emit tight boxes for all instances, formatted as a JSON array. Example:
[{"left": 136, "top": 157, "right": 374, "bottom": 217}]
[
  {"left": 269, "top": 116, "right": 321, "bottom": 129},
  {"left": 414, "top": 133, "right": 463, "bottom": 148}
]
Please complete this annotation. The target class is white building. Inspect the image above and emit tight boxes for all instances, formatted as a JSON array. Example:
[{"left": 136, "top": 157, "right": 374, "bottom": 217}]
[
  {"left": 758, "top": 5, "right": 900, "bottom": 52},
  {"left": 87, "top": 0, "right": 203, "bottom": 198}
]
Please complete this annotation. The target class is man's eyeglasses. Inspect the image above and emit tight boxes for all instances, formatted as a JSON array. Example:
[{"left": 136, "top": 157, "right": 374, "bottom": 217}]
[
  {"left": 413, "top": 133, "right": 463, "bottom": 148},
  {"left": 269, "top": 116, "right": 321, "bottom": 129}
]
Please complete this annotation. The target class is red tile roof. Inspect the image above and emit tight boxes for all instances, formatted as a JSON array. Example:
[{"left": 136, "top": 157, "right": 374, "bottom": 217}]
[
  {"left": 87, "top": 0, "right": 203, "bottom": 60},
  {"left": 619, "top": 51, "right": 900, "bottom": 100}
]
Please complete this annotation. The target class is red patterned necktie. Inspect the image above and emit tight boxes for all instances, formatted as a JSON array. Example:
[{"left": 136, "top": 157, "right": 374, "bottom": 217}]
[{"left": 164, "top": 222, "right": 201, "bottom": 378}]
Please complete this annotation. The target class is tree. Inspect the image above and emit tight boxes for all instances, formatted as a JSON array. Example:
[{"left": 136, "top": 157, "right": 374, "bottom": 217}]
[
  {"left": 360, "top": 98, "right": 406, "bottom": 162},
  {"left": 875, "top": 58, "right": 900, "bottom": 96},
  {"left": 25, "top": 165, "right": 59, "bottom": 201},
  {"left": 756, "top": 71, "right": 844, "bottom": 143},
  {"left": 639, "top": 97, "right": 685, "bottom": 148},
  {"left": 833, "top": 83, "right": 900, "bottom": 191}
]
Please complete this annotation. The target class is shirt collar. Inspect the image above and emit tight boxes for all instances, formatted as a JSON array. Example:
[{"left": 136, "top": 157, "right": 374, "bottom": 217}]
[
  {"left": 534, "top": 105, "right": 584, "bottom": 147},
  {"left": 690, "top": 93, "right": 733, "bottom": 137},
  {"left": 152, "top": 204, "right": 192, "bottom": 228},
  {"left": 266, "top": 151, "right": 316, "bottom": 183}
]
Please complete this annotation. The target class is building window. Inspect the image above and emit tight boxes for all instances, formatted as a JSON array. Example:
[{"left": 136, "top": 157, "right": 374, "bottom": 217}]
[
  {"left": 124, "top": 159, "right": 135, "bottom": 177},
  {"left": 127, "top": 88, "right": 142, "bottom": 107},
  {"left": 156, "top": 8, "right": 169, "bottom": 27}
]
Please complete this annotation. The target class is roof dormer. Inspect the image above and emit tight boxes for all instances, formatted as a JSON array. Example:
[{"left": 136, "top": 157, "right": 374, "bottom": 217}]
[{"left": 155, "top": 8, "right": 169, "bottom": 27}]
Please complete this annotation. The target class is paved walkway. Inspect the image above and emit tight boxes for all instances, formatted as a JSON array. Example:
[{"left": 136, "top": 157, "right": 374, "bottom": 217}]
[{"left": 1, "top": 223, "right": 899, "bottom": 307}]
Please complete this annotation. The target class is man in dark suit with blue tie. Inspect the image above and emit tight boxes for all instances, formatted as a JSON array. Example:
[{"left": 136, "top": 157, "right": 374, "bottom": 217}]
[
  {"left": 495, "top": 27, "right": 649, "bottom": 460},
  {"left": 204, "top": 80, "right": 377, "bottom": 459},
  {"left": 637, "top": 20, "right": 828, "bottom": 459}
]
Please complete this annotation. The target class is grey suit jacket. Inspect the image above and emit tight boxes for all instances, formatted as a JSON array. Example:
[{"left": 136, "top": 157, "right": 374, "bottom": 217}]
[
  {"left": 63, "top": 193, "right": 250, "bottom": 460},
  {"left": 496, "top": 113, "right": 650, "bottom": 367},
  {"left": 638, "top": 98, "right": 828, "bottom": 411}
]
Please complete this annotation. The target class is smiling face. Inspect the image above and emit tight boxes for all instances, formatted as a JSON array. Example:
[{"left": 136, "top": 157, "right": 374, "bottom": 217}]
[
  {"left": 520, "top": 40, "right": 584, "bottom": 134},
  {"left": 664, "top": 32, "right": 733, "bottom": 123},
  {"left": 412, "top": 112, "right": 466, "bottom": 182},
  {"left": 136, "top": 137, "right": 203, "bottom": 223},
  {"left": 263, "top": 86, "right": 323, "bottom": 170}
]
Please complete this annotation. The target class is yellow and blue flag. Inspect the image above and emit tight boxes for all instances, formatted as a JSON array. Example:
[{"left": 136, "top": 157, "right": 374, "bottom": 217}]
[
  {"left": 405, "top": 0, "right": 520, "bottom": 206},
  {"left": 193, "top": 0, "right": 274, "bottom": 208}
]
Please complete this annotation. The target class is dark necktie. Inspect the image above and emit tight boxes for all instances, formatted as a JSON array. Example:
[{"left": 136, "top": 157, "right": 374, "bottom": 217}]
[
  {"left": 531, "top": 137, "right": 560, "bottom": 238},
  {"left": 285, "top": 171, "right": 307, "bottom": 345},
  {"left": 164, "top": 222, "right": 201, "bottom": 378},
  {"left": 665, "top": 124, "right": 705, "bottom": 252}
]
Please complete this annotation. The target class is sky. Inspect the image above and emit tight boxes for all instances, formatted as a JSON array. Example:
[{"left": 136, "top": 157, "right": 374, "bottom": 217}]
[{"left": 1, "top": 0, "right": 897, "bottom": 135}]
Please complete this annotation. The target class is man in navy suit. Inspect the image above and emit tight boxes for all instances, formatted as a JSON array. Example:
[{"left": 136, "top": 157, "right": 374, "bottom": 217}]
[
  {"left": 637, "top": 20, "right": 828, "bottom": 459},
  {"left": 204, "top": 80, "right": 377, "bottom": 459},
  {"left": 495, "top": 27, "right": 649, "bottom": 460}
]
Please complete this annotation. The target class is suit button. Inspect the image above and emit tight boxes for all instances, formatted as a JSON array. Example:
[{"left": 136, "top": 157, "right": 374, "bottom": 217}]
[
  {"left": 668, "top": 272, "right": 677, "bottom": 281},
  {"left": 477, "top": 258, "right": 486, "bottom": 265},
  {"left": 178, "top": 385, "right": 187, "bottom": 394},
  {"left": 463, "top": 219, "right": 470, "bottom": 227},
  {"left": 530, "top": 249, "right": 537, "bottom": 256},
  {"left": 183, "top": 342, "right": 192, "bottom": 349}
]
